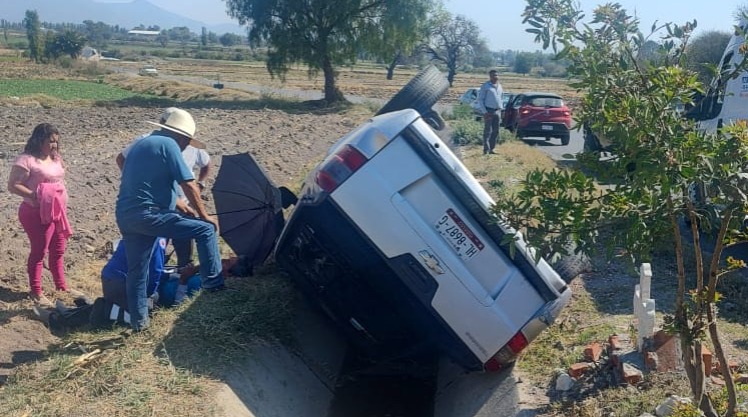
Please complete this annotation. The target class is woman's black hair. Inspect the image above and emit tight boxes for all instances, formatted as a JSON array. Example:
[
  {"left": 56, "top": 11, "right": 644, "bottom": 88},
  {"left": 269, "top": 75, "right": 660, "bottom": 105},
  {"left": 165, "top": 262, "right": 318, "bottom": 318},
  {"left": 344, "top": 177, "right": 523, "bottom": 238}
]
[{"left": 24, "top": 123, "right": 60, "bottom": 159}]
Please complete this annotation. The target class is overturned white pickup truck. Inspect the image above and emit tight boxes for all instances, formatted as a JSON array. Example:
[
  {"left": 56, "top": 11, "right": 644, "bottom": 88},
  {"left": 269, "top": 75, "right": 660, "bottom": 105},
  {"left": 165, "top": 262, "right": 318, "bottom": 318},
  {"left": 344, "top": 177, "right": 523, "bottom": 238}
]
[{"left": 274, "top": 66, "right": 573, "bottom": 374}]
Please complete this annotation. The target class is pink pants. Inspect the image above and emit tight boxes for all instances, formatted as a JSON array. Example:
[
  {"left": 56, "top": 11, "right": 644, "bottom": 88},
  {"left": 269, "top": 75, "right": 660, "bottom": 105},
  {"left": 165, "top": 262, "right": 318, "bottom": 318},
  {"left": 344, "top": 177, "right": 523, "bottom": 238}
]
[{"left": 18, "top": 202, "right": 68, "bottom": 295}]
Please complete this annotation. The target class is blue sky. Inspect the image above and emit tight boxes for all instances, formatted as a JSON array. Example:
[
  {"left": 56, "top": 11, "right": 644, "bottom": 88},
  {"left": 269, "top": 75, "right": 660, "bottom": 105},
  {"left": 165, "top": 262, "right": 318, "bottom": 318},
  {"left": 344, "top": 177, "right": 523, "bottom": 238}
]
[{"left": 139, "top": 0, "right": 746, "bottom": 52}]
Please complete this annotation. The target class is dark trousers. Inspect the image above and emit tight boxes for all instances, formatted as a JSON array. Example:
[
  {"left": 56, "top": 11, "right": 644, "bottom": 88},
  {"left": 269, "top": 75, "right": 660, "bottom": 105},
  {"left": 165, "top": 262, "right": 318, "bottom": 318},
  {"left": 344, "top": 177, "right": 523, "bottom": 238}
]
[
  {"left": 483, "top": 109, "right": 500, "bottom": 154},
  {"left": 172, "top": 237, "right": 193, "bottom": 267}
]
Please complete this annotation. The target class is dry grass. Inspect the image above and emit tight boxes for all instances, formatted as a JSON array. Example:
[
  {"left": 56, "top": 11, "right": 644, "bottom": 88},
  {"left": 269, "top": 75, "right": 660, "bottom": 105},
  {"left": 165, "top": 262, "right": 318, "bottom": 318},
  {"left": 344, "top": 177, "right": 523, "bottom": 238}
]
[{"left": 0, "top": 261, "right": 296, "bottom": 417}]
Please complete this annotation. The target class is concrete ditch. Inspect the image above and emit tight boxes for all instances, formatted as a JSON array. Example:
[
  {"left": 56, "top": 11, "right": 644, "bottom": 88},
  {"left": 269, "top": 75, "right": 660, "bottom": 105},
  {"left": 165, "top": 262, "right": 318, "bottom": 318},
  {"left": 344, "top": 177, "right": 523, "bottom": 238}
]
[{"left": 213, "top": 297, "right": 537, "bottom": 417}]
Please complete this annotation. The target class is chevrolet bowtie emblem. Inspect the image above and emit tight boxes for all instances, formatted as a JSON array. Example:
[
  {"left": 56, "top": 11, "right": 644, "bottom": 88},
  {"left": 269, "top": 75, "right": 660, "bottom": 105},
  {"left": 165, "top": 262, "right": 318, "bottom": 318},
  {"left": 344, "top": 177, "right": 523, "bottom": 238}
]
[{"left": 419, "top": 250, "right": 445, "bottom": 274}]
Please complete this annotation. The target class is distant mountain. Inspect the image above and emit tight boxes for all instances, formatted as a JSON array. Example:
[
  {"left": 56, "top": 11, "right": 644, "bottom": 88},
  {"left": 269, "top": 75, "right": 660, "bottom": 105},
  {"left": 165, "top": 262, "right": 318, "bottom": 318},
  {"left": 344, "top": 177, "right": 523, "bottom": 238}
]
[{"left": 0, "top": 0, "right": 245, "bottom": 35}]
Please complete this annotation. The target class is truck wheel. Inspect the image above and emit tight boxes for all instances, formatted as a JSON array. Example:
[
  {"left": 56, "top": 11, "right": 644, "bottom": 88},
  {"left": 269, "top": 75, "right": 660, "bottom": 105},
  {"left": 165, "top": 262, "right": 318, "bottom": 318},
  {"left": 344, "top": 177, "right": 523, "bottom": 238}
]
[
  {"left": 552, "top": 251, "right": 591, "bottom": 283},
  {"left": 376, "top": 65, "right": 449, "bottom": 129},
  {"left": 561, "top": 133, "right": 570, "bottom": 146},
  {"left": 583, "top": 130, "right": 601, "bottom": 153},
  {"left": 423, "top": 109, "right": 446, "bottom": 131}
]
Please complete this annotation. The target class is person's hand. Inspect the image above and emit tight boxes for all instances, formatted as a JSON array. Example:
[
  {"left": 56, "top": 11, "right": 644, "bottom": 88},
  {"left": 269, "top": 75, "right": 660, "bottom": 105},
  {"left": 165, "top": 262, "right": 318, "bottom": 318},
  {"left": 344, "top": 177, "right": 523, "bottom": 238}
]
[
  {"left": 483, "top": 112, "right": 492, "bottom": 121},
  {"left": 175, "top": 199, "right": 196, "bottom": 216},
  {"left": 204, "top": 214, "right": 220, "bottom": 235}
]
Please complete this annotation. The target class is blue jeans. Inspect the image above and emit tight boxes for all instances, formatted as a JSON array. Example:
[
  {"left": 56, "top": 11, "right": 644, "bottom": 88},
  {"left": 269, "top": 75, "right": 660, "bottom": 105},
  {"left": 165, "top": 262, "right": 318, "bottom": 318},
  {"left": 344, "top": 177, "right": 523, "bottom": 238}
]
[{"left": 117, "top": 208, "right": 223, "bottom": 330}]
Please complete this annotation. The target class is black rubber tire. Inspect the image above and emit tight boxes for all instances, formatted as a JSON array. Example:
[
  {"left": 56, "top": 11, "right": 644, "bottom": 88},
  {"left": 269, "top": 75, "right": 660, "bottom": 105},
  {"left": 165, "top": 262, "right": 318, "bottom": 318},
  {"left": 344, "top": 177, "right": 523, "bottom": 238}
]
[
  {"left": 423, "top": 109, "right": 446, "bottom": 131},
  {"left": 551, "top": 251, "right": 591, "bottom": 283},
  {"left": 548, "top": 240, "right": 591, "bottom": 283},
  {"left": 376, "top": 65, "right": 449, "bottom": 119},
  {"left": 560, "top": 133, "right": 570, "bottom": 146}
]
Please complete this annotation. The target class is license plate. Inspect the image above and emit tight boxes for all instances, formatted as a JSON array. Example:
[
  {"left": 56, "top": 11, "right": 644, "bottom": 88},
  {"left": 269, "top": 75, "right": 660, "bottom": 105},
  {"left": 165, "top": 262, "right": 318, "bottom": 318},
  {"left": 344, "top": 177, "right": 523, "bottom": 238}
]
[
  {"left": 435, "top": 209, "right": 484, "bottom": 260},
  {"left": 541, "top": 124, "right": 553, "bottom": 131}
]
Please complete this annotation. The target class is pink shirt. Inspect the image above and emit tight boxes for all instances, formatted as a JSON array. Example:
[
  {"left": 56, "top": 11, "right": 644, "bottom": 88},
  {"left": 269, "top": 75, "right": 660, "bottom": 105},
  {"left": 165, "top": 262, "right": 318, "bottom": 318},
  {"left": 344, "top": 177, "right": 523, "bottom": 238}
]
[{"left": 13, "top": 153, "right": 66, "bottom": 205}]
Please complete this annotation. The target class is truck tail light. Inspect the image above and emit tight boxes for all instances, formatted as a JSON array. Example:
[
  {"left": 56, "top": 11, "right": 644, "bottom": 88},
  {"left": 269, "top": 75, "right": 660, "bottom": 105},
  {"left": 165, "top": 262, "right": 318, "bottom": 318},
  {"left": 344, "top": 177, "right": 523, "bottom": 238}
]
[
  {"left": 315, "top": 145, "right": 368, "bottom": 193},
  {"left": 483, "top": 331, "right": 529, "bottom": 372}
]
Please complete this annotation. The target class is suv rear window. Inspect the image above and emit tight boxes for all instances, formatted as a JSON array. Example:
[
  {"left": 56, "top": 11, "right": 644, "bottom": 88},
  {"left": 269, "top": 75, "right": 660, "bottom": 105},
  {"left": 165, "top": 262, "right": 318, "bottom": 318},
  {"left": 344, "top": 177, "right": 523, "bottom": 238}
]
[{"left": 527, "top": 97, "right": 563, "bottom": 107}]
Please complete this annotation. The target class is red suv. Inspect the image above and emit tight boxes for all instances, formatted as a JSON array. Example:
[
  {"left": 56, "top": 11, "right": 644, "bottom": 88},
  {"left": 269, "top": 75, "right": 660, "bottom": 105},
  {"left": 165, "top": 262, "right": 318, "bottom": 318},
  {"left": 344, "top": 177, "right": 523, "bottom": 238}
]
[{"left": 503, "top": 92, "right": 572, "bottom": 145}]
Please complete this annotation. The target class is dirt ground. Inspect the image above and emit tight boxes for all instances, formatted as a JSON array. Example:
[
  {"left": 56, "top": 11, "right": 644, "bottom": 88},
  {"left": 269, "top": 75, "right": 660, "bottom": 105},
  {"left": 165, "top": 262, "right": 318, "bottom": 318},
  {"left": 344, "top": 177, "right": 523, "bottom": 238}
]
[{"left": 0, "top": 103, "right": 363, "bottom": 385}]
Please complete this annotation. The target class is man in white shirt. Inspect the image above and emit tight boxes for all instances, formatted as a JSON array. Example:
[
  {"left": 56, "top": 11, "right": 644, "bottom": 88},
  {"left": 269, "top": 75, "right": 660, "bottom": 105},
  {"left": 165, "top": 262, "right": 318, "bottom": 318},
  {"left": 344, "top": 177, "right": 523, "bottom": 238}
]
[
  {"left": 477, "top": 69, "right": 504, "bottom": 155},
  {"left": 116, "top": 108, "right": 212, "bottom": 267}
]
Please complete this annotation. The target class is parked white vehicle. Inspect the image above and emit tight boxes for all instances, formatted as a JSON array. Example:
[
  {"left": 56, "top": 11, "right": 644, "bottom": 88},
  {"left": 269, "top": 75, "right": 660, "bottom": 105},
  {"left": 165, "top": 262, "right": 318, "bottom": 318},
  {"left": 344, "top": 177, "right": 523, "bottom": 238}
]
[
  {"left": 275, "top": 67, "right": 573, "bottom": 373},
  {"left": 138, "top": 66, "right": 158, "bottom": 76},
  {"left": 687, "top": 20, "right": 748, "bottom": 133}
]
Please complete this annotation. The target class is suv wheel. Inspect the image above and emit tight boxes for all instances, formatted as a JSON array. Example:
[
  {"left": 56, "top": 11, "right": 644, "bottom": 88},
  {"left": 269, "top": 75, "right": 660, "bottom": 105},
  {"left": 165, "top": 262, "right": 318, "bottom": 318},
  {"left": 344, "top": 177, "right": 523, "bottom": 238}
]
[
  {"left": 560, "top": 133, "right": 570, "bottom": 146},
  {"left": 376, "top": 65, "right": 449, "bottom": 130},
  {"left": 423, "top": 109, "right": 446, "bottom": 131}
]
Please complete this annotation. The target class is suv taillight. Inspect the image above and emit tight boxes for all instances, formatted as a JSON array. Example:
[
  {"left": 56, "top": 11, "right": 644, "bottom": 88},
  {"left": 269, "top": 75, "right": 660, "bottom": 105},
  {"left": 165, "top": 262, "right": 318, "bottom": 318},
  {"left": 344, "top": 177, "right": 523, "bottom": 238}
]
[
  {"left": 315, "top": 145, "right": 368, "bottom": 193},
  {"left": 483, "top": 331, "right": 529, "bottom": 372}
]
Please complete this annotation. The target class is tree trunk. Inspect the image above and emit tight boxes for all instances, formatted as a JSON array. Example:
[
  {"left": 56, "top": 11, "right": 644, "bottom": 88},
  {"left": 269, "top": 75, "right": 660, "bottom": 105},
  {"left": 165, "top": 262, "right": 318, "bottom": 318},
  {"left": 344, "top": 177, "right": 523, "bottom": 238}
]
[
  {"left": 387, "top": 51, "right": 402, "bottom": 81},
  {"left": 322, "top": 56, "right": 344, "bottom": 104}
]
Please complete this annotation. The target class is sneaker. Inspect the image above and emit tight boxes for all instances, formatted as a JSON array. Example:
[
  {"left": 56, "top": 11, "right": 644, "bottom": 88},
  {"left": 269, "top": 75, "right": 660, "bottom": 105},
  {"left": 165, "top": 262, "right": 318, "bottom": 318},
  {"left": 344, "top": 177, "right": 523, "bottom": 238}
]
[{"left": 30, "top": 293, "right": 53, "bottom": 308}]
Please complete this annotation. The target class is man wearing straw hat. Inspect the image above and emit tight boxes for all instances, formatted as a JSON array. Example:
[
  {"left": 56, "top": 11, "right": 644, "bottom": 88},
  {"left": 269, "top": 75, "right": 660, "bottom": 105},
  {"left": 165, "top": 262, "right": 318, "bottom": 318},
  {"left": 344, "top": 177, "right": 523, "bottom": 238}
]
[{"left": 115, "top": 108, "right": 223, "bottom": 331}]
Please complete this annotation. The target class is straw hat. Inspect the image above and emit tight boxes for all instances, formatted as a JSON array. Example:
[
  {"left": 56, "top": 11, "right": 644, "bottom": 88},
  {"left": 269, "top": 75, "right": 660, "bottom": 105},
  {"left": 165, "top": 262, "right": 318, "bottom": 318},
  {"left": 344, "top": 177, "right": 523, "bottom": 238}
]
[{"left": 146, "top": 108, "right": 205, "bottom": 149}]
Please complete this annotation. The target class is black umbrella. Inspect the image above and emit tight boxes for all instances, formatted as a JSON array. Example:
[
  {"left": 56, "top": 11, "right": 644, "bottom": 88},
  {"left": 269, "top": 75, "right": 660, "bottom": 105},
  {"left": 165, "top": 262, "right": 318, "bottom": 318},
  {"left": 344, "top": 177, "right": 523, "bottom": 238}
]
[{"left": 211, "top": 153, "right": 283, "bottom": 268}]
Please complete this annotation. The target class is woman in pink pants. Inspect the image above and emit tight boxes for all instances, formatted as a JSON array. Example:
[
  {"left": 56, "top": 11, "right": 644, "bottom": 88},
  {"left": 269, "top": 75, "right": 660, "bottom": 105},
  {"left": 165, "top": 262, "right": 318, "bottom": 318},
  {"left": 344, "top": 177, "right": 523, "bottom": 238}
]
[{"left": 7, "top": 123, "right": 75, "bottom": 307}]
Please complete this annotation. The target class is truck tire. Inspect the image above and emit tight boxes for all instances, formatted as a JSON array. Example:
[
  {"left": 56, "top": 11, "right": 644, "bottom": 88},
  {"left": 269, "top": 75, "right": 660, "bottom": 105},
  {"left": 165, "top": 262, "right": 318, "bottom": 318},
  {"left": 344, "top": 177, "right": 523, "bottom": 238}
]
[
  {"left": 552, "top": 251, "right": 591, "bottom": 283},
  {"left": 376, "top": 65, "right": 449, "bottom": 129},
  {"left": 423, "top": 109, "right": 446, "bottom": 131},
  {"left": 583, "top": 130, "right": 601, "bottom": 153}
]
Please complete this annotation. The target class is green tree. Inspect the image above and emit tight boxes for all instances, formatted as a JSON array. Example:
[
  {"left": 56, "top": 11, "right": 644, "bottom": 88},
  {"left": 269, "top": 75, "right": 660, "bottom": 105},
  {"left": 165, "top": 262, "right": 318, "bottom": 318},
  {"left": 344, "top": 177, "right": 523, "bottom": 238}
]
[
  {"left": 685, "top": 30, "right": 731, "bottom": 85},
  {"left": 513, "top": 51, "right": 534, "bottom": 74},
  {"left": 219, "top": 32, "right": 242, "bottom": 47},
  {"left": 208, "top": 31, "right": 218, "bottom": 44},
  {"left": 360, "top": 0, "right": 434, "bottom": 80},
  {"left": 157, "top": 30, "right": 169, "bottom": 48},
  {"left": 82, "top": 20, "right": 113, "bottom": 48},
  {"left": 470, "top": 40, "right": 495, "bottom": 69},
  {"left": 168, "top": 26, "right": 193, "bottom": 46},
  {"left": 23, "top": 9, "right": 44, "bottom": 63},
  {"left": 46, "top": 30, "right": 86, "bottom": 59},
  {"left": 424, "top": 11, "right": 482, "bottom": 86},
  {"left": 494, "top": 1, "right": 748, "bottom": 415},
  {"left": 225, "top": 0, "right": 431, "bottom": 103}
]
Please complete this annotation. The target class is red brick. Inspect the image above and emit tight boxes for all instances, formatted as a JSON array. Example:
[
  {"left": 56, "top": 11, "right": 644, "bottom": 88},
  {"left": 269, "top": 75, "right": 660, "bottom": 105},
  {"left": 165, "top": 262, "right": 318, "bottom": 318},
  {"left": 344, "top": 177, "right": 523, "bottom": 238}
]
[
  {"left": 702, "top": 346, "right": 712, "bottom": 377},
  {"left": 622, "top": 363, "right": 643, "bottom": 385},
  {"left": 715, "top": 360, "right": 740, "bottom": 377},
  {"left": 584, "top": 342, "right": 603, "bottom": 362},
  {"left": 569, "top": 362, "right": 593, "bottom": 378},
  {"left": 645, "top": 351, "right": 659, "bottom": 371},
  {"left": 711, "top": 375, "right": 726, "bottom": 386}
]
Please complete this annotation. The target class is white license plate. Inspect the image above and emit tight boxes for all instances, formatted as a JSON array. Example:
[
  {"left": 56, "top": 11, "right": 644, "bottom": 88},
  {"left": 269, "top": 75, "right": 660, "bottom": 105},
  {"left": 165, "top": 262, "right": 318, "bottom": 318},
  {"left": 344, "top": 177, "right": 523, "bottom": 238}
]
[
  {"left": 435, "top": 209, "right": 484, "bottom": 260},
  {"left": 541, "top": 124, "right": 553, "bottom": 131}
]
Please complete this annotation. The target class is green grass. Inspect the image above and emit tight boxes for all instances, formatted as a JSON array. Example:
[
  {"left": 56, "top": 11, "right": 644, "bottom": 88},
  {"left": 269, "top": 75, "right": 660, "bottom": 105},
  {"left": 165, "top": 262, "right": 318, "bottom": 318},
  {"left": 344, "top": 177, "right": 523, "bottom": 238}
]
[{"left": 0, "top": 79, "right": 153, "bottom": 101}]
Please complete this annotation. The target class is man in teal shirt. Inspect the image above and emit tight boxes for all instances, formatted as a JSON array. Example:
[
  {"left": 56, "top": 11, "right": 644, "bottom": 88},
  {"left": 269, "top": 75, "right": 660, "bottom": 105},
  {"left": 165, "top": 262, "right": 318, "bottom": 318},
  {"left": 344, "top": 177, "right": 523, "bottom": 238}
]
[{"left": 116, "top": 108, "right": 222, "bottom": 331}]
